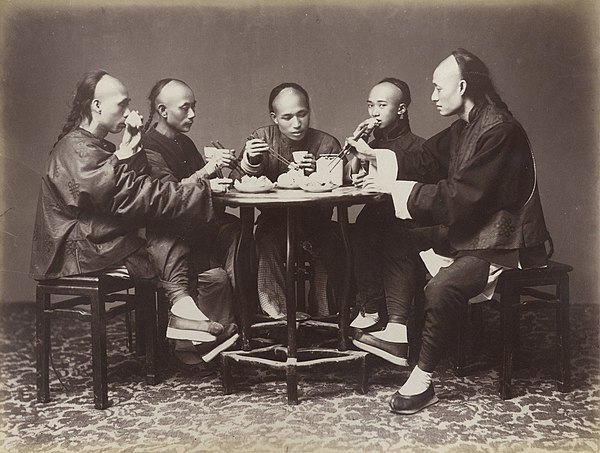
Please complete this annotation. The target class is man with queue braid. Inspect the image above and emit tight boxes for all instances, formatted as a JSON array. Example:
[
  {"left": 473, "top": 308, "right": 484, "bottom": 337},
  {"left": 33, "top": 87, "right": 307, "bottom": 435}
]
[
  {"left": 30, "top": 70, "right": 232, "bottom": 346},
  {"left": 348, "top": 49, "right": 551, "bottom": 414},
  {"left": 135, "top": 79, "right": 240, "bottom": 363}
]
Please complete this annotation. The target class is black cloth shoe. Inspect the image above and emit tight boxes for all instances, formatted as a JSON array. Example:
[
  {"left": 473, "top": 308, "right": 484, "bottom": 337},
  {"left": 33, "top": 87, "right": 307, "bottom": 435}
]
[
  {"left": 389, "top": 383, "right": 439, "bottom": 415},
  {"left": 352, "top": 330, "right": 409, "bottom": 366}
]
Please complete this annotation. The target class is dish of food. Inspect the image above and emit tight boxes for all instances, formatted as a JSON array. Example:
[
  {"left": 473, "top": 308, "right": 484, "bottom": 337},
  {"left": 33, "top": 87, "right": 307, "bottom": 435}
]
[
  {"left": 234, "top": 175, "right": 275, "bottom": 193},
  {"left": 297, "top": 173, "right": 339, "bottom": 192},
  {"left": 276, "top": 170, "right": 302, "bottom": 189}
]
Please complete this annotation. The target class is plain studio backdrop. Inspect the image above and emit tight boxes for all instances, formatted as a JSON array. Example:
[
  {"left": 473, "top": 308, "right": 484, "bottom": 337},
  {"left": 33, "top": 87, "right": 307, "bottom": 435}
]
[{"left": 0, "top": 0, "right": 598, "bottom": 306}]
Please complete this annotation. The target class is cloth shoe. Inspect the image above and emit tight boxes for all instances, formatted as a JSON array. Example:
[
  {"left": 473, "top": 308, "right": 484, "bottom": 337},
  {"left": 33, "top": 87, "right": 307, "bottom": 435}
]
[
  {"left": 388, "top": 383, "right": 439, "bottom": 414},
  {"left": 352, "top": 330, "right": 408, "bottom": 366}
]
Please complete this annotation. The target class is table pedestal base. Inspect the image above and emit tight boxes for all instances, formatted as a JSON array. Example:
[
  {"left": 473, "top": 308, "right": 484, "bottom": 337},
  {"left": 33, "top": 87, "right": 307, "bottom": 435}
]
[{"left": 220, "top": 344, "right": 369, "bottom": 404}]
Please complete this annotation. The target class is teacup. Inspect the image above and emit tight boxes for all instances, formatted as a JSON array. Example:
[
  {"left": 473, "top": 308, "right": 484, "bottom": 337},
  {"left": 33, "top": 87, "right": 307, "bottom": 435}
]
[{"left": 292, "top": 151, "right": 309, "bottom": 163}]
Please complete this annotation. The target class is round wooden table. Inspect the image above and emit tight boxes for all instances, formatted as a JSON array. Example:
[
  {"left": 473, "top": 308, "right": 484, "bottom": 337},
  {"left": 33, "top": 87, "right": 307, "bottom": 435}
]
[{"left": 214, "top": 186, "right": 389, "bottom": 404}]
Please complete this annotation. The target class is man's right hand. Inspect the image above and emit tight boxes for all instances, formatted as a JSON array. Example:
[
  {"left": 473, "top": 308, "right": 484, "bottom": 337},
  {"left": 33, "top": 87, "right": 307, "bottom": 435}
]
[
  {"left": 115, "top": 111, "right": 143, "bottom": 160},
  {"left": 244, "top": 138, "right": 270, "bottom": 161}
]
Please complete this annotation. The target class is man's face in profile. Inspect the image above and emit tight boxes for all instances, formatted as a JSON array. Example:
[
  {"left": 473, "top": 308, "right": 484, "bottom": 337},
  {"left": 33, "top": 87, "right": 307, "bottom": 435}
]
[
  {"left": 270, "top": 88, "right": 310, "bottom": 141},
  {"left": 159, "top": 81, "right": 197, "bottom": 135},
  {"left": 95, "top": 75, "right": 132, "bottom": 134},
  {"left": 431, "top": 56, "right": 464, "bottom": 117}
]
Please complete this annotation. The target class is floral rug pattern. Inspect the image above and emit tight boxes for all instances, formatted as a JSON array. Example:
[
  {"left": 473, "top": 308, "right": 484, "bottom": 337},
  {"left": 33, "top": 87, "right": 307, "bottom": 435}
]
[{"left": 1, "top": 303, "right": 598, "bottom": 452}]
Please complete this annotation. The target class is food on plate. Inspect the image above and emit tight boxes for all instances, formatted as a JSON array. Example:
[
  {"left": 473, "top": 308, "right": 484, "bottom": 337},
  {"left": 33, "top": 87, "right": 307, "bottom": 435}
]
[
  {"left": 298, "top": 172, "right": 338, "bottom": 192},
  {"left": 276, "top": 170, "right": 303, "bottom": 188},
  {"left": 234, "top": 175, "right": 275, "bottom": 192}
]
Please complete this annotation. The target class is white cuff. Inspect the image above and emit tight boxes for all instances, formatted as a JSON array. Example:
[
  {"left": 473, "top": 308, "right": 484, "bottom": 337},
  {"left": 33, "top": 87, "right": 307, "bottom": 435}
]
[
  {"left": 390, "top": 180, "right": 417, "bottom": 219},
  {"left": 241, "top": 153, "right": 263, "bottom": 175},
  {"left": 368, "top": 149, "right": 398, "bottom": 186}
]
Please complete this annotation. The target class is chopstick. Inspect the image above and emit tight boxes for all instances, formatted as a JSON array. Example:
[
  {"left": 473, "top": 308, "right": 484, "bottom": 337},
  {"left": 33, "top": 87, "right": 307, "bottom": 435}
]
[
  {"left": 246, "top": 136, "right": 299, "bottom": 170},
  {"left": 329, "top": 120, "right": 380, "bottom": 172},
  {"left": 209, "top": 141, "right": 226, "bottom": 178}
]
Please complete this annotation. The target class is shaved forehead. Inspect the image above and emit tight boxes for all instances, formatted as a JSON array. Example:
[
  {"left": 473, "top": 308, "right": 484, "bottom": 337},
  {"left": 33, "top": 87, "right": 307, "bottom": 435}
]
[
  {"left": 157, "top": 80, "right": 194, "bottom": 105},
  {"left": 433, "top": 55, "right": 462, "bottom": 84},
  {"left": 369, "top": 82, "right": 405, "bottom": 105},
  {"left": 272, "top": 87, "right": 308, "bottom": 113},
  {"left": 95, "top": 74, "right": 128, "bottom": 100}
]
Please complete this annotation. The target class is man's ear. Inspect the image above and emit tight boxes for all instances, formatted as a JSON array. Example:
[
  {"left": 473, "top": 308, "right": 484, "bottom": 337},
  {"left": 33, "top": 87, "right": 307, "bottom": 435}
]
[
  {"left": 459, "top": 79, "right": 467, "bottom": 96},
  {"left": 91, "top": 99, "right": 101, "bottom": 114},
  {"left": 397, "top": 103, "right": 407, "bottom": 116},
  {"left": 270, "top": 112, "right": 278, "bottom": 124},
  {"left": 157, "top": 103, "right": 167, "bottom": 118}
]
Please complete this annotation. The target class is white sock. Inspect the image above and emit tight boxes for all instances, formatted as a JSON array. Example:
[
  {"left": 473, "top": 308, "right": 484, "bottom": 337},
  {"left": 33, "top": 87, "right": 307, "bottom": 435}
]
[
  {"left": 350, "top": 312, "right": 379, "bottom": 329},
  {"left": 171, "top": 296, "right": 209, "bottom": 321},
  {"left": 370, "top": 322, "right": 407, "bottom": 342},
  {"left": 399, "top": 366, "right": 432, "bottom": 396}
]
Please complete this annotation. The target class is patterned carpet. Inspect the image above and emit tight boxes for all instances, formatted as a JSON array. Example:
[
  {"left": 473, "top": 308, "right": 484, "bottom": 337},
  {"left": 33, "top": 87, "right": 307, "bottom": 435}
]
[{"left": 0, "top": 303, "right": 598, "bottom": 453}]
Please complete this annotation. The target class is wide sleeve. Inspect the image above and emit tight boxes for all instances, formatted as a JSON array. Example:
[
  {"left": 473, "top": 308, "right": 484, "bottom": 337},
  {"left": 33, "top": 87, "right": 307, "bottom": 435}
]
[
  {"left": 407, "top": 122, "right": 531, "bottom": 227},
  {"left": 110, "top": 165, "right": 215, "bottom": 224},
  {"left": 49, "top": 138, "right": 121, "bottom": 211},
  {"left": 145, "top": 148, "right": 180, "bottom": 183},
  {"left": 395, "top": 128, "right": 449, "bottom": 184}
]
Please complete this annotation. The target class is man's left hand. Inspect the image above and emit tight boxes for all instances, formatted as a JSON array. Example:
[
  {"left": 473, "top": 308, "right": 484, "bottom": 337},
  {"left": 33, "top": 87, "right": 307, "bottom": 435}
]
[{"left": 298, "top": 153, "right": 316, "bottom": 174}]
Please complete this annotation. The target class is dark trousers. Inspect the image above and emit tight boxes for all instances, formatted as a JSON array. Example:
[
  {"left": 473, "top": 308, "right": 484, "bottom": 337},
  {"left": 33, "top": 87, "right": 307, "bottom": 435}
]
[
  {"left": 354, "top": 204, "right": 491, "bottom": 372},
  {"left": 352, "top": 202, "right": 424, "bottom": 323},
  {"left": 146, "top": 214, "right": 240, "bottom": 322}
]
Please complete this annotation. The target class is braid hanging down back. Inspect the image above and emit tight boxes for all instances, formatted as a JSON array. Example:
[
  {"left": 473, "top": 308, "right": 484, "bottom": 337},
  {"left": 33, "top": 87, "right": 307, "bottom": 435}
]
[
  {"left": 451, "top": 48, "right": 512, "bottom": 116},
  {"left": 144, "top": 78, "right": 190, "bottom": 132},
  {"left": 54, "top": 69, "right": 109, "bottom": 146}
]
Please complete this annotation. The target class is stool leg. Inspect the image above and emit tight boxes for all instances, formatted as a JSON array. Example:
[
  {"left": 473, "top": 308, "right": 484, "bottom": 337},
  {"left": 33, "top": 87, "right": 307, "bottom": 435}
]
[
  {"left": 138, "top": 283, "right": 158, "bottom": 385},
  {"left": 286, "top": 362, "right": 298, "bottom": 404},
  {"left": 357, "top": 354, "right": 368, "bottom": 394},
  {"left": 557, "top": 274, "right": 571, "bottom": 392},
  {"left": 135, "top": 303, "right": 146, "bottom": 357},
  {"left": 90, "top": 290, "right": 109, "bottom": 409},
  {"left": 36, "top": 288, "right": 51, "bottom": 403},
  {"left": 220, "top": 354, "right": 234, "bottom": 394},
  {"left": 500, "top": 288, "right": 518, "bottom": 400},
  {"left": 157, "top": 290, "right": 170, "bottom": 363}
]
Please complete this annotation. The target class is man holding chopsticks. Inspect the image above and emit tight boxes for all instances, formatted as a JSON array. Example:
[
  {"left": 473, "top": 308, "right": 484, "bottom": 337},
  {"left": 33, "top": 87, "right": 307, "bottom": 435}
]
[
  {"left": 231, "top": 82, "right": 343, "bottom": 319},
  {"left": 135, "top": 78, "right": 240, "bottom": 364}
]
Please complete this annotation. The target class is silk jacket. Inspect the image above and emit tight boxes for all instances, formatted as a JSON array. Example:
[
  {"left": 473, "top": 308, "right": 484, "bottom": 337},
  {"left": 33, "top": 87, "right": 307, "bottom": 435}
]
[{"left": 30, "top": 128, "right": 215, "bottom": 280}]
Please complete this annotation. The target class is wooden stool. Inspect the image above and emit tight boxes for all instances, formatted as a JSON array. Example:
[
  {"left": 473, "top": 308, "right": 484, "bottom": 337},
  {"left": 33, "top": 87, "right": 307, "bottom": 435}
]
[
  {"left": 455, "top": 260, "right": 572, "bottom": 399},
  {"left": 35, "top": 275, "right": 158, "bottom": 409}
]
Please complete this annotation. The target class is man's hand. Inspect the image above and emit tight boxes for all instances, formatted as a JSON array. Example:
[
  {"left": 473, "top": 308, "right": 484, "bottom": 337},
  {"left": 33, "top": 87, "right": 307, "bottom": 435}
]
[
  {"left": 244, "top": 138, "right": 270, "bottom": 162},
  {"left": 209, "top": 148, "right": 235, "bottom": 169},
  {"left": 297, "top": 153, "right": 316, "bottom": 174},
  {"left": 351, "top": 168, "right": 368, "bottom": 188},
  {"left": 361, "top": 174, "right": 392, "bottom": 193},
  {"left": 115, "top": 111, "right": 143, "bottom": 161},
  {"left": 346, "top": 137, "right": 378, "bottom": 162},
  {"left": 351, "top": 117, "right": 379, "bottom": 140},
  {"left": 209, "top": 177, "right": 232, "bottom": 193}
]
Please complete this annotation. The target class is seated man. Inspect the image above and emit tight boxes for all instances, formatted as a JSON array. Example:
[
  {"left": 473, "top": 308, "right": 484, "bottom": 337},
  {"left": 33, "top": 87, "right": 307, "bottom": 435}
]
[
  {"left": 349, "top": 79, "right": 426, "bottom": 361},
  {"left": 30, "top": 70, "right": 230, "bottom": 344},
  {"left": 348, "top": 49, "right": 551, "bottom": 414},
  {"left": 231, "top": 83, "right": 342, "bottom": 319},
  {"left": 139, "top": 78, "right": 240, "bottom": 359}
]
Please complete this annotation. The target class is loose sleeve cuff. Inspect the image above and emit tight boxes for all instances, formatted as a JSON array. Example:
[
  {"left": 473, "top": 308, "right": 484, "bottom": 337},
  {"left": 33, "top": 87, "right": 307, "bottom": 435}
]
[
  {"left": 390, "top": 180, "right": 418, "bottom": 219},
  {"left": 241, "top": 153, "right": 263, "bottom": 175}
]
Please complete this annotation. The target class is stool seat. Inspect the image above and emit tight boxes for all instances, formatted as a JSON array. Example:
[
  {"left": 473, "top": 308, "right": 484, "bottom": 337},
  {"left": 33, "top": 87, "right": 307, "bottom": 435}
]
[
  {"left": 455, "top": 260, "right": 572, "bottom": 399},
  {"left": 36, "top": 273, "right": 158, "bottom": 409}
]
